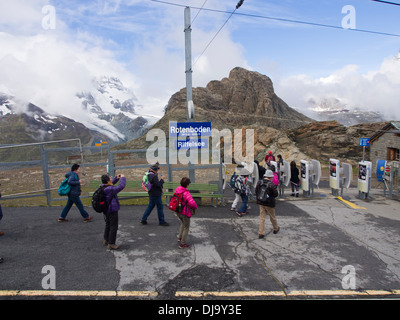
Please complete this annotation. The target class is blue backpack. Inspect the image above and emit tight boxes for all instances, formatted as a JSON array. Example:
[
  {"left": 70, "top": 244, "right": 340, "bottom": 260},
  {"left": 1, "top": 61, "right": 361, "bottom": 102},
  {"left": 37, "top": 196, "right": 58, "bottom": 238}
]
[
  {"left": 229, "top": 173, "right": 238, "bottom": 189},
  {"left": 58, "top": 178, "right": 71, "bottom": 196}
]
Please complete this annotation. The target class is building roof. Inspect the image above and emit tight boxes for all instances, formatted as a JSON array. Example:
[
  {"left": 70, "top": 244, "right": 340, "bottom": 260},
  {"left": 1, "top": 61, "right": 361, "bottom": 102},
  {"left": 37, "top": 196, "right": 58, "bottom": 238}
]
[
  {"left": 392, "top": 121, "right": 400, "bottom": 130},
  {"left": 370, "top": 121, "right": 400, "bottom": 143}
]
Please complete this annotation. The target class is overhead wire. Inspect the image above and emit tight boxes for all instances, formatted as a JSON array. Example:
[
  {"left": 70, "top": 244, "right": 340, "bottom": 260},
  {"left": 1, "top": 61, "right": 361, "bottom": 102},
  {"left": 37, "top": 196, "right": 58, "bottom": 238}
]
[
  {"left": 371, "top": 0, "right": 400, "bottom": 6},
  {"left": 190, "top": 0, "right": 209, "bottom": 26},
  {"left": 150, "top": 0, "right": 400, "bottom": 38},
  {"left": 192, "top": 0, "right": 245, "bottom": 68}
]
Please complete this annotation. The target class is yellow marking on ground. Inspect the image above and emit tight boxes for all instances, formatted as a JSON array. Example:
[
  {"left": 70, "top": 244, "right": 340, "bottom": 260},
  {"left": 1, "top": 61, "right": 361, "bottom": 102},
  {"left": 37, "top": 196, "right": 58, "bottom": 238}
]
[
  {"left": 287, "top": 290, "right": 368, "bottom": 296},
  {"left": 337, "top": 197, "right": 367, "bottom": 210},
  {"left": 0, "top": 290, "right": 158, "bottom": 297},
  {"left": 175, "top": 290, "right": 400, "bottom": 298},
  {"left": 1, "top": 289, "right": 399, "bottom": 298}
]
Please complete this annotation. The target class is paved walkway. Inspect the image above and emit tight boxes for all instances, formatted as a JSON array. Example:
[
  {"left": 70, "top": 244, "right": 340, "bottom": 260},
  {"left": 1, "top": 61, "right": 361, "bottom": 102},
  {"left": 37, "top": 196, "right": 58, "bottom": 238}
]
[{"left": 0, "top": 187, "right": 399, "bottom": 300}]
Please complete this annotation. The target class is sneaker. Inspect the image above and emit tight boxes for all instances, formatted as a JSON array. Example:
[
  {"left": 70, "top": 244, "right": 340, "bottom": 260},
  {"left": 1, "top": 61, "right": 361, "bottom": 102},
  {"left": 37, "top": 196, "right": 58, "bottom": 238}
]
[
  {"left": 159, "top": 222, "right": 169, "bottom": 226},
  {"left": 230, "top": 207, "right": 237, "bottom": 211},
  {"left": 236, "top": 212, "right": 243, "bottom": 217},
  {"left": 177, "top": 237, "right": 182, "bottom": 242},
  {"left": 258, "top": 234, "right": 265, "bottom": 239},
  {"left": 58, "top": 218, "right": 68, "bottom": 222},
  {"left": 0, "top": 231, "right": 4, "bottom": 236},
  {"left": 0, "top": 257, "right": 3, "bottom": 263},
  {"left": 83, "top": 216, "right": 93, "bottom": 223},
  {"left": 107, "top": 244, "right": 120, "bottom": 250},
  {"left": 140, "top": 220, "right": 147, "bottom": 225},
  {"left": 179, "top": 243, "right": 190, "bottom": 249},
  {"left": 273, "top": 227, "right": 280, "bottom": 234},
  {"left": 103, "top": 240, "right": 108, "bottom": 246}
]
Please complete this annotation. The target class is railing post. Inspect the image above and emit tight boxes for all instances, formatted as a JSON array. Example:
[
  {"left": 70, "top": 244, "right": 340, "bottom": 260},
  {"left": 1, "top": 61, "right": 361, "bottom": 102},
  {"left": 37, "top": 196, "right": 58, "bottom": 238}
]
[{"left": 40, "top": 145, "right": 51, "bottom": 206}]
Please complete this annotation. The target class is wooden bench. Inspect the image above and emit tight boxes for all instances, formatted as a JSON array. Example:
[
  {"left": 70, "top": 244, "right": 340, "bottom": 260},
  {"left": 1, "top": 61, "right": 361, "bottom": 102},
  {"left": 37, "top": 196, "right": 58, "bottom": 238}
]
[
  {"left": 66, "top": 155, "right": 82, "bottom": 163},
  {"left": 88, "top": 180, "right": 223, "bottom": 206}
]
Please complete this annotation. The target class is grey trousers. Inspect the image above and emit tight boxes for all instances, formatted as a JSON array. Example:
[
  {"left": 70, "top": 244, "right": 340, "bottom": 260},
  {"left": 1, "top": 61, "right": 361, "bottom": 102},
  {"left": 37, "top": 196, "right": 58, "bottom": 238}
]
[{"left": 177, "top": 214, "right": 191, "bottom": 244}]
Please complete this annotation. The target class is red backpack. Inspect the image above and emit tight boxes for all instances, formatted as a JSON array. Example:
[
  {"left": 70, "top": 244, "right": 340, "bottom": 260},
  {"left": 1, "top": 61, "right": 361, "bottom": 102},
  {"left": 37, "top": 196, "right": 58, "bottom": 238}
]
[{"left": 168, "top": 192, "right": 184, "bottom": 213}]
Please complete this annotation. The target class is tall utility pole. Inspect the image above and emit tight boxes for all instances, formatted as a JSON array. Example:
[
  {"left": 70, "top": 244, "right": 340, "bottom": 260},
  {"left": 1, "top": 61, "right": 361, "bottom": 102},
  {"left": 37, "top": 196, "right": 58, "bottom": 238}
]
[
  {"left": 184, "top": 6, "right": 194, "bottom": 121},
  {"left": 184, "top": 6, "right": 195, "bottom": 182}
]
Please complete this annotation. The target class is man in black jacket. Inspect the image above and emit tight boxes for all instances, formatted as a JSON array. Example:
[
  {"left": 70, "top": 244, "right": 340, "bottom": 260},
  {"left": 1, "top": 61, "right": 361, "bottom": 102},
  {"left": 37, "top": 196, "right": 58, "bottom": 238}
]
[
  {"left": 140, "top": 164, "right": 169, "bottom": 226},
  {"left": 255, "top": 170, "right": 280, "bottom": 239}
]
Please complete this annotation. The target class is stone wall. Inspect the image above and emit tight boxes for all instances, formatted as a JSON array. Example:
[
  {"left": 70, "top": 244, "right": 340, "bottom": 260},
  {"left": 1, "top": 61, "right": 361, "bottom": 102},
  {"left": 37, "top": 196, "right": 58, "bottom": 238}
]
[{"left": 370, "top": 131, "right": 400, "bottom": 172}]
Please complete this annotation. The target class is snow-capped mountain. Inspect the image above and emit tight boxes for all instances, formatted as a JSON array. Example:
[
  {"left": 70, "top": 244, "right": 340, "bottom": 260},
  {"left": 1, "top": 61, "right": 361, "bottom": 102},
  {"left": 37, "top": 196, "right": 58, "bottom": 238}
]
[
  {"left": 0, "top": 77, "right": 160, "bottom": 144},
  {"left": 75, "top": 76, "right": 159, "bottom": 142},
  {"left": 306, "top": 97, "right": 385, "bottom": 126}
]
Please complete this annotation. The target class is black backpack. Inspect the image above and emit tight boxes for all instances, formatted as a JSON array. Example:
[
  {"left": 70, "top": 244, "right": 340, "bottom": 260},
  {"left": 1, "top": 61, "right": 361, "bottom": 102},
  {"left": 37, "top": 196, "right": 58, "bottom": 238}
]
[
  {"left": 257, "top": 182, "right": 271, "bottom": 203},
  {"left": 92, "top": 185, "right": 109, "bottom": 213}
]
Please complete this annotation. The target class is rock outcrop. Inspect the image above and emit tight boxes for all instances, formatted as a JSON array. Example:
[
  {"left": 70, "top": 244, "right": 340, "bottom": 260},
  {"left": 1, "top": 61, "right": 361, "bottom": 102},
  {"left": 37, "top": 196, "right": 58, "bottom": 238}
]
[{"left": 118, "top": 67, "right": 385, "bottom": 165}]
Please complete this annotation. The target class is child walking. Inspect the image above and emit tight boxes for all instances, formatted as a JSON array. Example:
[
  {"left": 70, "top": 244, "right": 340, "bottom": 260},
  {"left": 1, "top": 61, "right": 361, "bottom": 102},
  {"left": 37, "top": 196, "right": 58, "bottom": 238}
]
[{"left": 173, "top": 177, "right": 198, "bottom": 249}]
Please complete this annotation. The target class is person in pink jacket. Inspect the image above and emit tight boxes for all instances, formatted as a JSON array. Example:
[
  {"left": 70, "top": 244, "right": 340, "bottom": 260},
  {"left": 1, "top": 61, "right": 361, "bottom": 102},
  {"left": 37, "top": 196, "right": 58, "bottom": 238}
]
[
  {"left": 174, "top": 177, "right": 198, "bottom": 249},
  {"left": 270, "top": 165, "right": 279, "bottom": 186}
]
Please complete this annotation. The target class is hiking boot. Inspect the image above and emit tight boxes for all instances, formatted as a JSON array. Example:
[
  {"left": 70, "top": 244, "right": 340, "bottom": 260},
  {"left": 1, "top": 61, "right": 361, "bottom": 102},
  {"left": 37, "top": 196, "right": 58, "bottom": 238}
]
[
  {"left": 58, "top": 218, "right": 68, "bottom": 222},
  {"left": 179, "top": 243, "right": 190, "bottom": 249},
  {"left": 83, "top": 216, "right": 93, "bottom": 223},
  {"left": 107, "top": 244, "right": 120, "bottom": 250}
]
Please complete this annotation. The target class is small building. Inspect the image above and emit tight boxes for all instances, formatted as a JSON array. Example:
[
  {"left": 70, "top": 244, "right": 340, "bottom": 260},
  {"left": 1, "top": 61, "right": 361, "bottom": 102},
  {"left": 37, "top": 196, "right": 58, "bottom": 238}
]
[{"left": 370, "top": 121, "right": 400, "bottom": 171}]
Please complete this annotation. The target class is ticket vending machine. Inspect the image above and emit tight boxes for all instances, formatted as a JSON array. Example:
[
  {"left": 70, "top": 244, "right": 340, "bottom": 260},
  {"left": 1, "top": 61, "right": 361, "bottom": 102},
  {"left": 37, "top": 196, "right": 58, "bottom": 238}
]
[
  {"left": 311, "top": 159, "right": 322, "bottom": 189},
  {"left": 376, "top": 159, "right": 386, "bottom": 183},
  {"left": 358, "top": 161, "right": 372, "bottom": 199},
  {"left": 329, "top": 159, "right": 340, "bottom": 195},
  {"left": 301, "top": 159, "right": 321, "bottom": 197},
  {"left": 330, "top": 159, "right": 352, "bottom": 196},
  {"left": 278, "top": 160, "right": 291, "bottom": 198}
]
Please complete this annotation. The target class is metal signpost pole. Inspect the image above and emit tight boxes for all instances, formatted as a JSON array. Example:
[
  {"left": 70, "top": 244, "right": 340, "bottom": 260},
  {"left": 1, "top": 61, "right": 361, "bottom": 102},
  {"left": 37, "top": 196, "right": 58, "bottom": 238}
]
[{"left": 184, "top": 7, "right": 195, "bottom": 182}]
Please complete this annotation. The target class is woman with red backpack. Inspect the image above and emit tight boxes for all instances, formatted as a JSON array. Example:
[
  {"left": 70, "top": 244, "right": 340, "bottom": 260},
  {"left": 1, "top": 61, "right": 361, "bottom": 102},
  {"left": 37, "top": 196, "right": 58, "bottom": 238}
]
[{"left": 173, "top": 177, "right": 198, "bottom": 249}]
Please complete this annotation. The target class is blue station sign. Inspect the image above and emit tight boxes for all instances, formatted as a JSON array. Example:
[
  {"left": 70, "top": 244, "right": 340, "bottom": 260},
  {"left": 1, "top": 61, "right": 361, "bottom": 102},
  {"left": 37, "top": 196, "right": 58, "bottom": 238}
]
[
  {"left": 169, "top": 121, "right": 212, "bottom": 150},
  {"left": 169, "top": 121, "right": 212, "bottom": 138},
  {"left": 359, "top": 138, "right": 370, "bottom": 147}
]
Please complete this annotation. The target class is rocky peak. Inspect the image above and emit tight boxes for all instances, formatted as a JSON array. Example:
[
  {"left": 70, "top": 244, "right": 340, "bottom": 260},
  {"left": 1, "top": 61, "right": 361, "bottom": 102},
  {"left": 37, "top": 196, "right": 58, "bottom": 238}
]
[{"left": 164, "top": 67, "right": 312, "bottom": 130}]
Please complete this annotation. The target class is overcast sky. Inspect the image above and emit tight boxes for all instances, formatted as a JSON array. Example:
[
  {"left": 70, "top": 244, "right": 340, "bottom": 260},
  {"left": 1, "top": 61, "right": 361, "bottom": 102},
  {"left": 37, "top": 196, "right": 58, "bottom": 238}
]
[{"left": 1, "top": 0, "right": 399, "bottom": 121}]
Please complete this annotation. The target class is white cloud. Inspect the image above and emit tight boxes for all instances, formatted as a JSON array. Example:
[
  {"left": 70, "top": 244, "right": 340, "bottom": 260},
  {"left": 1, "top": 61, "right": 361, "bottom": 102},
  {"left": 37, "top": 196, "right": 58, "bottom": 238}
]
[
  {"left": 0, "top": 0, "right": 249, "bottom": 118},
  {"left": 4, "top": 0, "right": 398, "bottom": 127},
  {"left": 127, "top": 1, "right": 250, "bottom": 112},
  {"left": 0, "top": 31, "right": 136, "bottom": 120},
  {"left": 276, "top": 54, "right": 400, "bottom": 121},
  {"left": 0, "top": 0, "right": 48, "bottom": 35}
]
